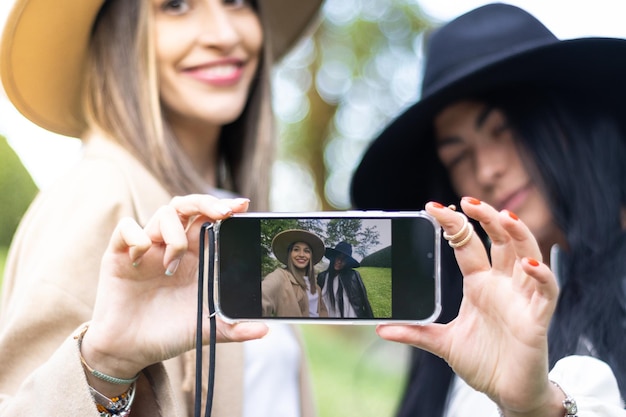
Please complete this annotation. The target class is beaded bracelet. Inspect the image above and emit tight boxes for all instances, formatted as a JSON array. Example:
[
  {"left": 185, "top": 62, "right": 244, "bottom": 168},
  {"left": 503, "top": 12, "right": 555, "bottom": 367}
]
[
  {"left": 75, "top": 326, "right": 140, "bottom": 385},
  {"left": 497, "top": 380, "right": 578, "bottom": 417},
  {"left": 90, "top": 382, "right": 136, "bottom": 417}
]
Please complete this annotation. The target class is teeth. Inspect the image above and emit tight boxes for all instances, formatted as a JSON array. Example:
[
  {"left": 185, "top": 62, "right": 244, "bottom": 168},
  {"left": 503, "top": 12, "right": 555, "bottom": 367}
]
[{"left": 202, "top": 64, "right": 238, "bottom": 77}]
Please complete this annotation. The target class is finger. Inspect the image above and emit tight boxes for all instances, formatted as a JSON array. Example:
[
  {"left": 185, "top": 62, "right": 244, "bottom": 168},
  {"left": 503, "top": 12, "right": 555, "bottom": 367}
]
[
  {"left": 213, "top": 320, "right": 269, "bottom": 343},
  {"left": 376, "top": 323, "right": 449, "bottom": 359},
  {"left": 497, "top": 210, "right": 545, "bottom": 295},
  {"left": 498, "top": 210, "right": 543, "bottom": 263},
  {"left": 426, "top": 202, "right": 490, "bottom": 277},
  {"left": 520, "top": 257, "right": 559, "bottom": 317},
  {"left": 144, "top": 206, "right": 189, "bottom": 273},
  {"left": 459, "top": 197, "right": 516, "bottom": 275},
  {"left": 109, "top": 217, "right": 152, "bottom": 264},
  {"left": 169, "top": 195, "right": 250, "bottom": 224}
]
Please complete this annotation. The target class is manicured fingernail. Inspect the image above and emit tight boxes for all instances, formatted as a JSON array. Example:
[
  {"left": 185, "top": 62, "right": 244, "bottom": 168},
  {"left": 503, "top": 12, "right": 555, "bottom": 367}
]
[
  {"left": 132, "top": 256, "right": 142, "bottom": 268},
  {"left": 234, "top": 198, "right": 250, "bottom": 205},
  {"left": 165, "top": 259, "right": 181, "bottom": 276},
  {"left": 463, "top": 196, "right": 481, "bottom": 205},
  {"left": 215, "top": 203, "right": 232, "bottom": 216},
  {"left": 526, "top": 257, "right": 540, "bottom": 267},
  {"left": 507, "top": 210, "right": 519, "bottom": 221},
  {"left": 431, "top": 202, "right": 444, "bottom": 209}
]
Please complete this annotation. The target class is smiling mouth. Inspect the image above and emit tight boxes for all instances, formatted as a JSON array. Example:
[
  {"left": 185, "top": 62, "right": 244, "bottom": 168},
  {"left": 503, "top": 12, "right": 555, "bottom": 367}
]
[
  {"left": 185, "top": 62, "right": 244, "bottom": 85},
  {"left": 497, "top": 183, "right": 532, "bottom": 212}
]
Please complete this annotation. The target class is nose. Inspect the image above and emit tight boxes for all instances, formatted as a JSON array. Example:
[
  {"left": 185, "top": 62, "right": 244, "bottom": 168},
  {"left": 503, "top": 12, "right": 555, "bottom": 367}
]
[
  {"left": 474, "top": 141, "right": 507, "bottom": 188},
  {"left": 196, "top": 2, "right": 240, "bottom": 50}
]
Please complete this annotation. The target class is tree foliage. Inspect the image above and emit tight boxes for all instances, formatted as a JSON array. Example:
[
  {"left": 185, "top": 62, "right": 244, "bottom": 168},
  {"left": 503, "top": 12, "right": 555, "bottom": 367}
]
[
  {"left": 275, "top": 0, "right": 431, "bottom": 210},
  {"left": 360, "top": 245, "right": 391, "bottom": 268},
  {"left": 259, "top": 217, "right": 380, "bottom": 276},
  {"left": 0, "top": 135, "right": 38, "bottom": 247}
]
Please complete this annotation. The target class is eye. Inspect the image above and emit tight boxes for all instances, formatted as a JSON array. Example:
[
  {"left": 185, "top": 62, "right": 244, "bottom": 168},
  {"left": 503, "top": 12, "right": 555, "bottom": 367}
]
[
  {"left": 161, "top": 0, "right": 190, "bottom": 14},
  {"left": 484, "top": 110, "right": 511, "bottom": 140},
  {"left": 223, "top": 0, "right": 250, "bottom": 9},
  {"left": 437, "top": 140, "right": 470, "bottom": 172},
  {"left": 447, "top": 150, "right": 471, "bottom": 171}
]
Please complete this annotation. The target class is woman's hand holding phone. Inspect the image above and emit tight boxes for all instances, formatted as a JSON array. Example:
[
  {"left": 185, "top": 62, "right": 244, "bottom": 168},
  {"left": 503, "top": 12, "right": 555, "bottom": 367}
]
[
  {"left": 376, "top": 197, "right": 563, "bottom": 417},
  {"left": 81, "top": 194, "right": 268, "bottom": 394}
]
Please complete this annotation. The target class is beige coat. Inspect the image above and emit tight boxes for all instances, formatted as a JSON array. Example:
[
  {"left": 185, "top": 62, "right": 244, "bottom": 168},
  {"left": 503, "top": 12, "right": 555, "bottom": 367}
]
[
  {"left": 0, "top": 135, "right": 315, "bottom": 417},
  {"left": 262, "top": 268, "right": 328, "bottom": 317}
]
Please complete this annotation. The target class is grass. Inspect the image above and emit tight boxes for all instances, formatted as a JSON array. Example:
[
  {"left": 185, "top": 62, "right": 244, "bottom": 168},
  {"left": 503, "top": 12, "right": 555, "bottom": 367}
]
[
  {"left": 359, "top": 267, "right": 391, "bottom": 317},
  {"left": 300, "top": 324, "right": 409, "bottom": 417}
]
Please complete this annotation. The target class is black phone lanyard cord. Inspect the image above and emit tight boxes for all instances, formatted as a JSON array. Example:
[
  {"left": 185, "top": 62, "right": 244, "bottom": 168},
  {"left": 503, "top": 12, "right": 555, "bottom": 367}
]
[{"left": 195, "top": 223, "right": 217, "bottom": 417}]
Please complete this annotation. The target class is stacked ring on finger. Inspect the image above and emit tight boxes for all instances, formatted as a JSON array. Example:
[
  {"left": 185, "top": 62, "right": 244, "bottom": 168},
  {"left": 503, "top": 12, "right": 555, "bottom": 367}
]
[{"left": 443, "top": 212, "right": 474, "bottom": 249}]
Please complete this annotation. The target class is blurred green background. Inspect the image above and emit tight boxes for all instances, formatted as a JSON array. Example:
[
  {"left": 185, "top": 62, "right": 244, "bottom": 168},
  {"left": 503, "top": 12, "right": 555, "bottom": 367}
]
[{"left": 0, "top": 1, "right": 433, "bottom": 416}]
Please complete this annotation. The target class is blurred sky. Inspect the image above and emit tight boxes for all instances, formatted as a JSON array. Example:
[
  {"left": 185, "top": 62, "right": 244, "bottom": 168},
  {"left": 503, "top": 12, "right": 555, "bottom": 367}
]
[{"left": 2, "top": 0, "right": 626, "bottom": 208}]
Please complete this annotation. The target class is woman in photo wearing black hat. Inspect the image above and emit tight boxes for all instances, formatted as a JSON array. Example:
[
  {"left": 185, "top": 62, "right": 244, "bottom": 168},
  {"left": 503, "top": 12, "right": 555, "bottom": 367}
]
[
  {"left": 0, "top": 0, "right": 323, "bottom": 416},
  {"left": 262, "top": 229, "right": 328, "bottom": 318},
  {"left": 316, "top": 241, "right": 374, "bottom": 318},
  {"left": 352, "top": 3, "right": 626, "bottom": 417}
]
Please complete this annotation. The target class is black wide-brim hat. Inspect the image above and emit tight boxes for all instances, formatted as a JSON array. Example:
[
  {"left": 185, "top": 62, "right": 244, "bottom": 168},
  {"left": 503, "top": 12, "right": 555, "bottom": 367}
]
[
  {"left": 351, "top": 3, "right": 626, "bottom": 210},
  {"left": 325, "top": 241, "right": 360, "bottom": 268}
]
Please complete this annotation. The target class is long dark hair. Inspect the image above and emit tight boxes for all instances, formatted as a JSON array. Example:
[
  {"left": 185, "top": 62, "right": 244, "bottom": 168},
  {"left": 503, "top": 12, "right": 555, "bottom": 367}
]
[
  {"left": 488, "top": 86, "right": 626, "bottom": 399},
  {"left": 322, "top": 254, "right": 346, "bottom": 315}
]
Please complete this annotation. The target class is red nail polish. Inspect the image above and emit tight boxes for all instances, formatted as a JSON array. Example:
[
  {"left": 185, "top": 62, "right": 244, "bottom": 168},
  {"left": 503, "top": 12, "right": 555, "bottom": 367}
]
[
  {"left": 432, "top": 202, "right": 444, "bottom": 209},
  {"left": 508, "top": 210, "right": 519, "bottom": 221},
  {"left": 527, "top": 258, "right": 539, "bottom": 267},
  {"left": 463, "top": 197, "right": 481, "bottom": 205}
]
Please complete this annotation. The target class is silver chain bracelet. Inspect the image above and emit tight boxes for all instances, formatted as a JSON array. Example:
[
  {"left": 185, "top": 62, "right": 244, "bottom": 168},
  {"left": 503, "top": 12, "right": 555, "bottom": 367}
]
[{"left": 497, "top": 379, "right": 578, "bottom": 417}]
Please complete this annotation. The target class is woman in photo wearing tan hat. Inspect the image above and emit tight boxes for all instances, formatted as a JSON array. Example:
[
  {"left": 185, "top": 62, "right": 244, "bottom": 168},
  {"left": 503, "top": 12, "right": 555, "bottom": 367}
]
[
  {"left": 262, "top": 229, "right": 328, "bottom": 318},
  {"left": 316, "top": 241, "right": 373, "bottom": 318},
  {"left": 352, "top": 3, "right": 626, "bottom": 417},
  {"left": 0, "top": 0, "right": 323, "bottom": 416}
]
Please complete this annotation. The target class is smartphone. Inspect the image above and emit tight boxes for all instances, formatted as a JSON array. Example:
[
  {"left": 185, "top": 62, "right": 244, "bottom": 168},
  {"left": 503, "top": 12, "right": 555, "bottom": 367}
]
[{"left": 206, "top": 211, "right": 441, "bottom": 325}]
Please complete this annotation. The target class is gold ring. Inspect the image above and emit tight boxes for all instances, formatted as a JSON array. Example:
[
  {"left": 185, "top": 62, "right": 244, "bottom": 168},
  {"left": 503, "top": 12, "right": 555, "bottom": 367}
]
[
  {"left": 443, "top": 213, "right": 469, "bottom": 242},
  {"left": 448, "top": 222, "right": 474, "bottom": 249}
]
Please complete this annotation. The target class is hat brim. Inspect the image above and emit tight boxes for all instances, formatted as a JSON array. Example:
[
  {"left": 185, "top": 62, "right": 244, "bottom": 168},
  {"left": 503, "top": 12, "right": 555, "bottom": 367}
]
[
  {"left": 272, "top": 229, "right": 325, "bottom": 266},
  {"left": 0, "top": 0, "right": 323, "bottom": 138},
  {"left": 324, "top": 247, "right": 360, "bottom": 268},
  {"left": 351, "top": 38, "right": 626, "bottom": 210}
]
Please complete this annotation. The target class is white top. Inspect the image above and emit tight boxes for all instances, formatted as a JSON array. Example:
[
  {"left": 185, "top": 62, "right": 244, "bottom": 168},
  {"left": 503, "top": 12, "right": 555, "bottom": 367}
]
[
  {"left": 321, "top": 273, "right": 358, "bottom": 318},
  {"left": 304, "top": 276, "right": 320, "bottom": 317},
  {"left": 444, "top": 355, "right": 626, "bottom": 417},
  {"left": 243, "top": 323, "right": 301, "bottom": 417}
]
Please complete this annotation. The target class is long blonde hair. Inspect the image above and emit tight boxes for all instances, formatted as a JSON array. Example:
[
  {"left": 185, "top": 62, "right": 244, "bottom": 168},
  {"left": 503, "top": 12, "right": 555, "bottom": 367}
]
[{"left": 82, "top": 0, "right": 275, "bottom": 210}]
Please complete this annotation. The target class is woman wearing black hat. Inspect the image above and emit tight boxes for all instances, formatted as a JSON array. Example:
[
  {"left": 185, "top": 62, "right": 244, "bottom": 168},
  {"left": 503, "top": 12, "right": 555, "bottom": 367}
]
[
  {"left": 262, "top": 229, "right": 328, "bottom": 318},
  {"left": 316, "top": 241, "right": 374, "bottom": 318},
  {"left": 352, "top": 3, "right": 626, "bottom": 417}
]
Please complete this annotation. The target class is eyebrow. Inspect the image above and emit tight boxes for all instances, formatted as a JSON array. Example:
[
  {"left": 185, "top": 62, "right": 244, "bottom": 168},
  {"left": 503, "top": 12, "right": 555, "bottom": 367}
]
[
  {"left": 436, "top": 105, "right": 496, "bottom": 149},
  {"left": 476, "top": 105, "right": 495, "bottom": 129}
]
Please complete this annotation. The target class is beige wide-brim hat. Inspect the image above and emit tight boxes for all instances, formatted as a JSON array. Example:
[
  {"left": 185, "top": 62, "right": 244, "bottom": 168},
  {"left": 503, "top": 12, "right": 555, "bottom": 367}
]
[
  {"left": 271, "top": 229, "right": 324, "bottom": 267},
  {"left": 0, "top": 0, "right": 323, "bottom": 138}
]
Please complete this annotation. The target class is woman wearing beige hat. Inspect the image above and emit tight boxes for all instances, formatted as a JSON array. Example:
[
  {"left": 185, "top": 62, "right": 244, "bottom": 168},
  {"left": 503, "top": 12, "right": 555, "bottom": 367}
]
[
  {"left": 0, "top": 0, "right": 323, "bottom": 416},
  {"left": 262, "top": 229, "right": 328, "bottom": 318}
]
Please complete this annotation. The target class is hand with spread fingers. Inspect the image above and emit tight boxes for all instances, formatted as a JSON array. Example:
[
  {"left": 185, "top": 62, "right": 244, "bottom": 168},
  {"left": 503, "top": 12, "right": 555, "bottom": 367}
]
[
  {"left": 377, "top": 196, "right": 564, "bottom": 417},
  {"left": 81, "top": 195, "right": 268, "bottom": 395}
]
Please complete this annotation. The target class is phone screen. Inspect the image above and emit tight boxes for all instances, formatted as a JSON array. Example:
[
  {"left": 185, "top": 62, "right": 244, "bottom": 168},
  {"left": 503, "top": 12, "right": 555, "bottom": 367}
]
[{"left": 211, "top": 212, "right": 441, "bottom": 324}]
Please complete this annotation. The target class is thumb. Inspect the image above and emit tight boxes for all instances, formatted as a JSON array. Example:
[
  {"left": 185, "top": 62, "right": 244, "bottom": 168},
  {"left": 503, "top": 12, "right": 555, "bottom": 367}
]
[{"left": 376, "top": 323, "right": 448, "bottom": 358}]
